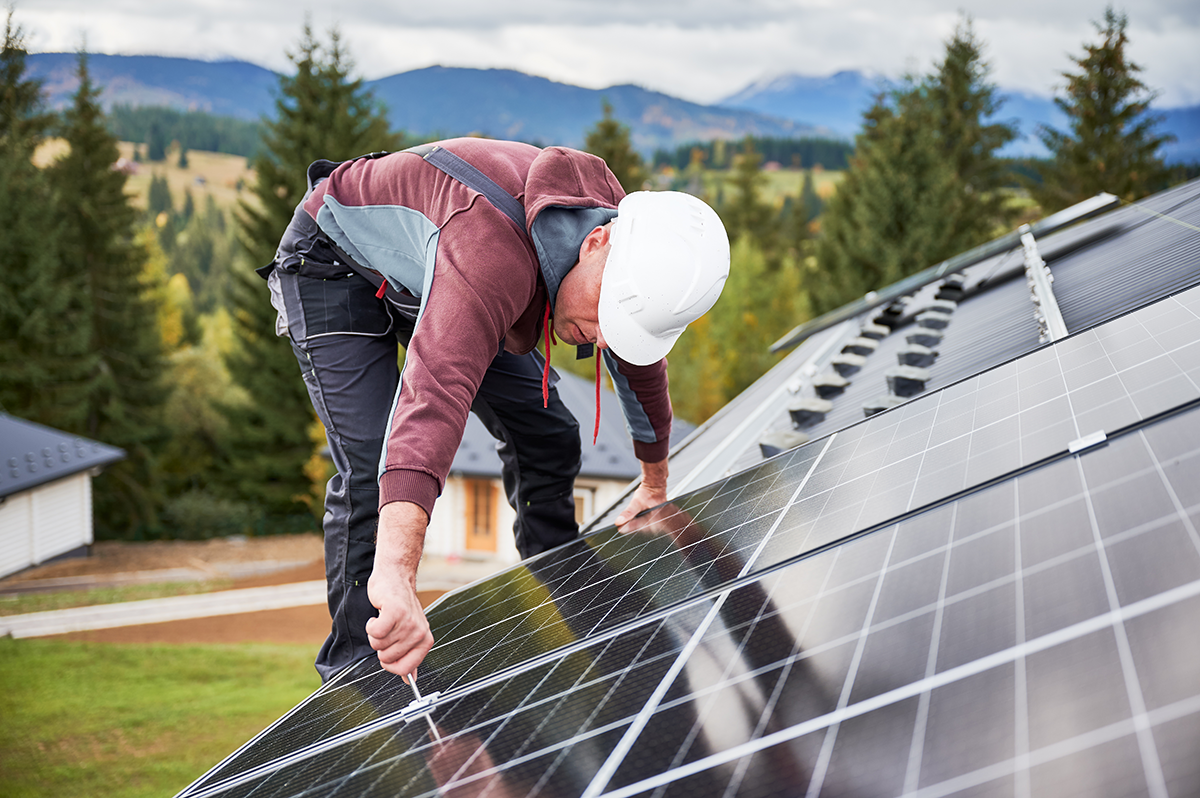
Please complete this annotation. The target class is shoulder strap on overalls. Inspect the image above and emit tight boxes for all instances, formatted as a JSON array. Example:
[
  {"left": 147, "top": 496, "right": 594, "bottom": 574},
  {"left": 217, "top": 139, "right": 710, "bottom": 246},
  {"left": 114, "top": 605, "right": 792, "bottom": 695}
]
[{"left": 404, "top": 143, "right": 527, "bottom": 231}]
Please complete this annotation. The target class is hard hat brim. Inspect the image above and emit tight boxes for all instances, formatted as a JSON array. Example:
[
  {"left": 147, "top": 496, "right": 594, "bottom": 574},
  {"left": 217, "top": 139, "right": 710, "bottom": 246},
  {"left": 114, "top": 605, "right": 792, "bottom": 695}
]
[{"left": 598, "top": 289, "right": 679, "bottom": 366}]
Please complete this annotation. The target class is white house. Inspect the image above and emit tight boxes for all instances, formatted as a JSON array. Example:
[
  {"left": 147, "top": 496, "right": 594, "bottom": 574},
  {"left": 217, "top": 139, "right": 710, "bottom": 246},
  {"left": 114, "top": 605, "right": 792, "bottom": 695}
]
[
  {"left": 0, "top": 414, "right": 124, "bottom": 579},
  {"left": 423, "top": 371, "right": 694, "bottom": 564}
]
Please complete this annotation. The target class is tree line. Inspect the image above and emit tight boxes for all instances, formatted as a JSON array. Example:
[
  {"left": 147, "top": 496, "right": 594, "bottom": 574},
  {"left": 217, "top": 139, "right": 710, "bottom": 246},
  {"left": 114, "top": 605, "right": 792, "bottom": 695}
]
[
  {"left": 570, "top": 7, "right": 1181, "bottom": 416},
  {"left": 108, "top": 105, "right": 262, "bottom": 160},
  {"left": 0, "top": 7, "right": 1182, "bottom": 541},
  {"left": 811, "top": 8, "right": 1174, "bottom": 316},
  {"left": 2, "top": 14, "right": 168, "bottom": 537},
  {"left": 652, "top": 137, "right": 853, "bottom": 172}
]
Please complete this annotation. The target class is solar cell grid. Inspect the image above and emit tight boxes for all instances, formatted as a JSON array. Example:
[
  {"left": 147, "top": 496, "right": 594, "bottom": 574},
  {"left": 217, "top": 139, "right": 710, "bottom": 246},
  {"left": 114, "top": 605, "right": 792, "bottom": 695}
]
[
  {"left": 595, "top": 403, "right": 1200, "bottom": 798},
  {"left": 187, "top": 598, "right": 755, "bottom": 798},
  {"left": 189, "top": 453, "right": 851, "bottom": 792},
  {"left": 770, "top": 289, "right": 1199, "bottom": 560},
  {"left": 179, "top": 286, "right": 1200, "bottom": 798}
]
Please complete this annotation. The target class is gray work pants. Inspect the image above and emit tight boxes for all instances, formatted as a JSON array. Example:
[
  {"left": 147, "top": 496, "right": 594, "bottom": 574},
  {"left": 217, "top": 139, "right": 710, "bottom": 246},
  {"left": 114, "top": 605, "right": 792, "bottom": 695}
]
[{"left": 274, "top": 268, "right": 582, "bottom": 682}]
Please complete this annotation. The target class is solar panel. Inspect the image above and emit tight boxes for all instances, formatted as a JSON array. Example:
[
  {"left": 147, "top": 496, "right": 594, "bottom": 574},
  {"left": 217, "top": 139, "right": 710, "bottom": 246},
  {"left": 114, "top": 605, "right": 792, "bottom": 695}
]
[{"left": 178, "top": 283, "right": 1200, "bottom": 798}]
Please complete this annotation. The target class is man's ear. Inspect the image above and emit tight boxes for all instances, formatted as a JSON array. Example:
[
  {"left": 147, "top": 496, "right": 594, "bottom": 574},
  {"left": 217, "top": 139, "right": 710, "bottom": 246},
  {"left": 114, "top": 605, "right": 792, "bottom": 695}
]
[{"left": 579, "top": 223, "right": 611, "bottom": 259}]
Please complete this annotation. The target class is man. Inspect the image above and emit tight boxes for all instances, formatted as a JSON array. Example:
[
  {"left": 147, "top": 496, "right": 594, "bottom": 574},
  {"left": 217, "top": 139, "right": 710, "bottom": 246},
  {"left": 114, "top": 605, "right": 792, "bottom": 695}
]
[{"left": 265, "top": 138, "right": 729, "bottom": 681}]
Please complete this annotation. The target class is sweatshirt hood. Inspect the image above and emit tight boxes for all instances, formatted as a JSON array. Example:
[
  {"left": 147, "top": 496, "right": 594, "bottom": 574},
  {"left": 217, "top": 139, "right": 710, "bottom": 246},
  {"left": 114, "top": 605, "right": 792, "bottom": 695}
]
[{"left": 524, "top": 147, "right": 624, "bottom": 309}]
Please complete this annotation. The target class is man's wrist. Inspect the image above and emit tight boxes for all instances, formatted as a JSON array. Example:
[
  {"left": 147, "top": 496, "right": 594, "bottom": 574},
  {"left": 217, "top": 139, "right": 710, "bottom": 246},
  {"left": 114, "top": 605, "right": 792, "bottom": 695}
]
[
  {"left": 639, "top": 458, "right": 669, "bottom": 493},
  {"left": 375, "top": 501, "right": 429, "bottom": 583}
]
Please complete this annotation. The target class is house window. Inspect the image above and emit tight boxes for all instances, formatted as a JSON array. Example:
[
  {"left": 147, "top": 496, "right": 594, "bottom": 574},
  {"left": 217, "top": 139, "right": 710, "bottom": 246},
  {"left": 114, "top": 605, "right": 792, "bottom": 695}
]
[{"left": 464, "top": 478, "right": 497, "bottom": 553}]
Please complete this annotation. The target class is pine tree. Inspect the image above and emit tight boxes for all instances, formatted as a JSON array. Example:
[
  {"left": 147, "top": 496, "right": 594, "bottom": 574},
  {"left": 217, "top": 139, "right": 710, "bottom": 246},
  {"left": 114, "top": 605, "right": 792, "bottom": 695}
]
[
  {"left": 810, "top": 21, "right": 1016, "bottom": 316},
  {"left": 721, "top": 137, "right": 781, "bottom": 260},
  {"left": 0, "top": 14, "right": 96, "bottom": 430},
  {"left": 1033, "top": 6, "right": 1172, "bottom": 209},
  {"left": 48, "top": 51, "right": 170, "bottom": 537},
  {"left": 584, "top": 99, "right": 646, "bottom": 194},
  {"left": 811, "top": 98, "right": 962, "bottom": 315},
  {"left": 781, "top": 170, "right": 823, "bottom": 257},
  {"left": 0, "top": 12, "right": 49, "bottom": 155},
  {"left": 222, "top": 23, "right": 402, "bottom": 520},
  {"left": 146, "top": 121, "right": 166, "bottom": 161},
  {"left": 926, "top": 19, "right": 1016, "bottom": 239},
  {"left": 239, "top": 24, "right": 402, "bottom": 271},
  {"left": 799, "top": 171, "right": 822, "bottom": 225},
  {"left": 174, "top": 198, "right": 235, "bottom": 313},
  {"left": 147, "top": 172, "right": 172, "bottom": 216}
]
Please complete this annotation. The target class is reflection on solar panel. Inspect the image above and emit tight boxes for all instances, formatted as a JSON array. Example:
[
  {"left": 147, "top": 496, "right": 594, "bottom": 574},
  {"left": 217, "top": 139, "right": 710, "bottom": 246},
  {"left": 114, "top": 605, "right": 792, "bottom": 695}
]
[{"left": 178, "top": 279, "right": 1200, "bottom": 796}]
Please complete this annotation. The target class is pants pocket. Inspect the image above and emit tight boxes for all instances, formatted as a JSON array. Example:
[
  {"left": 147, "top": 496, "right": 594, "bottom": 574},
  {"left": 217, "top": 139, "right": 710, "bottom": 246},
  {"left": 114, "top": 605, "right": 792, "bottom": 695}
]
[
  {"left": 296, "top": 272, "right": 394, "bottom": 339},
  {"left": 266, "top": 268, "right": 289, "bottom": 337}
]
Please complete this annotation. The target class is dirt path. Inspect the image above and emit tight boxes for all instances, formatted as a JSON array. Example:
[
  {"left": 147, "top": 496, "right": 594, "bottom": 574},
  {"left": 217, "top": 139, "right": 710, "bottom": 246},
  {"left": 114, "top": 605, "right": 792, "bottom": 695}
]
[
  {"left": 2, "top": 534, "right": 326, "bottom": 583},
  {"left": 4, "top": 534, "right": 448, "bottom": 646}
]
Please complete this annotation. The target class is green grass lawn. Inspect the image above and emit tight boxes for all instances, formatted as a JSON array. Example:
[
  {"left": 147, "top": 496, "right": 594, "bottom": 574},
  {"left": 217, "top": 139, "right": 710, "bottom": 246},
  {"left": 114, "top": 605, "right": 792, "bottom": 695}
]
[{"left": 0, "top": 637, "right": 320, "bottom": 798}]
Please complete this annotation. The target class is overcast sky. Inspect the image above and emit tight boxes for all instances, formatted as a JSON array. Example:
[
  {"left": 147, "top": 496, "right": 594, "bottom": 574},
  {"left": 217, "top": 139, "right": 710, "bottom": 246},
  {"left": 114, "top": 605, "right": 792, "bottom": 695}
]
[{"left": 19, "top": 1, "right": 1200, "bottom": 107}]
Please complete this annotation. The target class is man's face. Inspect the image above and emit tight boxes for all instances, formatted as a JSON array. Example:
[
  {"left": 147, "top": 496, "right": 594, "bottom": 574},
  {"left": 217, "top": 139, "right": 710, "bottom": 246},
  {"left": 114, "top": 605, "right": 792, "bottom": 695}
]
[{"left": 554, "top": 224, "right": 611, "bottom": 350}]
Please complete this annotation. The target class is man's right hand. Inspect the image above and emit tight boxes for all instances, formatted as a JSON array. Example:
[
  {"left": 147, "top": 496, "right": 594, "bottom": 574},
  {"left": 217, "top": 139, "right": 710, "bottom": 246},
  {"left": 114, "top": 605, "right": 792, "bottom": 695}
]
[{"left": 365, "top": 501, "right": 435, "bottom": 678}]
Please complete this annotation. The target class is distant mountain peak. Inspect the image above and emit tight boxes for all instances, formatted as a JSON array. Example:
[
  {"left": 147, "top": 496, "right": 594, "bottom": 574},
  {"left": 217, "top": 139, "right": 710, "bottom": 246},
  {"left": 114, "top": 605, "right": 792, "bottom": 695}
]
[{"left": 723, "top": 69, "right": 882, "bottom": 102}]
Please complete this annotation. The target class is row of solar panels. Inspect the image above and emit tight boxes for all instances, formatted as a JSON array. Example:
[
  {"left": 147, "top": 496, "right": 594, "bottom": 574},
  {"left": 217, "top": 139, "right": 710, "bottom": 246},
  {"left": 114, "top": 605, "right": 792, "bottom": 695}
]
[{"left": 178, "top": 179, "right": 1200, "bottom": 798}]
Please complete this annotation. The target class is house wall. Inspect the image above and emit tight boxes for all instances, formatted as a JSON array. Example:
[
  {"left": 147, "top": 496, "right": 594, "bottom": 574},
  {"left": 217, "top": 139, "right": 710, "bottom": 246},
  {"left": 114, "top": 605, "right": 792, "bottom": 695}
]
[
  {"left": 588, "top": 480, "right": 630, "bottom": 523},
  {"left": 426, "top": 478, "right": 521, "bottom": 565},
  {"left": 425, "top": 475, "right": 632, "bottom": 566},
  {"left": 0, "top": 473, "right": 93, "bottom": 579}
]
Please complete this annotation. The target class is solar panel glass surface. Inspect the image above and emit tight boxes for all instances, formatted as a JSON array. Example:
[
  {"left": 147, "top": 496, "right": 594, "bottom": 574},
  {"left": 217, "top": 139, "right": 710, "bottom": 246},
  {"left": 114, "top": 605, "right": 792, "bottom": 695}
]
[
  {"left": 598, "top": 406, "right": 1200, "bottom": 796},
  {"left": 178, "top": 285, "right": 1200, "bottom": 798}
]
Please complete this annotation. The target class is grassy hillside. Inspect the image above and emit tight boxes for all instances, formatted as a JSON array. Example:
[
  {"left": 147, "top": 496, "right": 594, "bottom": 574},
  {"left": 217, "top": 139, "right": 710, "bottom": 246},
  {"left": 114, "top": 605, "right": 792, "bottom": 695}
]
[
  {"left": 119, "top": 143, "right": 255, "bottom": 214},
  {"left": 35, "top": 137, "right": 841, "bottom": 217},
  {"left": 33, "top": 139, "right": 255, "bottom": 214},
  {"left": 698, "top": 166, "right": 843, "bottom": 206}
]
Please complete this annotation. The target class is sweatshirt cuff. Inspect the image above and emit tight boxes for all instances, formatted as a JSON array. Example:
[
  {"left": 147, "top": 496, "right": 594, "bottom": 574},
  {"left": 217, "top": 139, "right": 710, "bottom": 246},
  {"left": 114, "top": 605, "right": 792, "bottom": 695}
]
[
  {"left": 378, "top": 468, "right": 441, "bottom": 519},
  {"left": 633, "top": 438, "right": 670, "bottom": 463}
]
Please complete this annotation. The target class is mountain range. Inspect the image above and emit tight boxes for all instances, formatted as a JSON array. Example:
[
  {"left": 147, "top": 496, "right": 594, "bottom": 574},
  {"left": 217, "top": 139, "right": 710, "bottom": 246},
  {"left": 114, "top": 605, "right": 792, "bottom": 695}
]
[
  {"left": 26, "top": 53, "right": 1200, "bottom": 162},
  {"left": 719, "top": 69, "right": 1197, "bottom": 162}
]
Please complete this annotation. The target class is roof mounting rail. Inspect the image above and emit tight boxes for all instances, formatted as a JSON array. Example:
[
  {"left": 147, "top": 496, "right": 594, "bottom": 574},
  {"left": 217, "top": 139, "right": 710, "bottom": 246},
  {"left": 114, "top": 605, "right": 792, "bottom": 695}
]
[{"left": 1020, "top": 224, "right": 1069, "bottom": 342}]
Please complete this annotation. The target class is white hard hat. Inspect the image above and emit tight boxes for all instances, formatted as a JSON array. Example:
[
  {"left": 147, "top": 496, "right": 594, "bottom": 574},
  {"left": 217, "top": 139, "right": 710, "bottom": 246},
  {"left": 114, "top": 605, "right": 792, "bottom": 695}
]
[{"left": 599, "top": 191, "right": 730, "bottom": 366}]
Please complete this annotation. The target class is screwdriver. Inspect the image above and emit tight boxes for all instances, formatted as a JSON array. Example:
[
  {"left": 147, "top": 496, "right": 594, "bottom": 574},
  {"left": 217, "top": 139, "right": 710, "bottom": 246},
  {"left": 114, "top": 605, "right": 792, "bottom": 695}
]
[{"left": 408, "top": 673, "right": 442, "bottom": 742}]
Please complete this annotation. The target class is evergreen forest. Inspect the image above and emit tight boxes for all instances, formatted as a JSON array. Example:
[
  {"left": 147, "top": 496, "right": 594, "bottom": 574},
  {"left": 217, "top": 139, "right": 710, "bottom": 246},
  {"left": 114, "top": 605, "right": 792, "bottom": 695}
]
[{"left": 1, "top": 8, "right": 1185, "bottom": 541}]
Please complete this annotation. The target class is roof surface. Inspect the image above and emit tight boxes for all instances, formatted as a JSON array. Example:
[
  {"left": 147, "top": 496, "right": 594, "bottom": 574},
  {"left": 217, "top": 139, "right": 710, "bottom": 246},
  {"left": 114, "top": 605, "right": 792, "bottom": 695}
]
[{"left": 0, "top": 414, "right": 125, "bottom": 499}]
